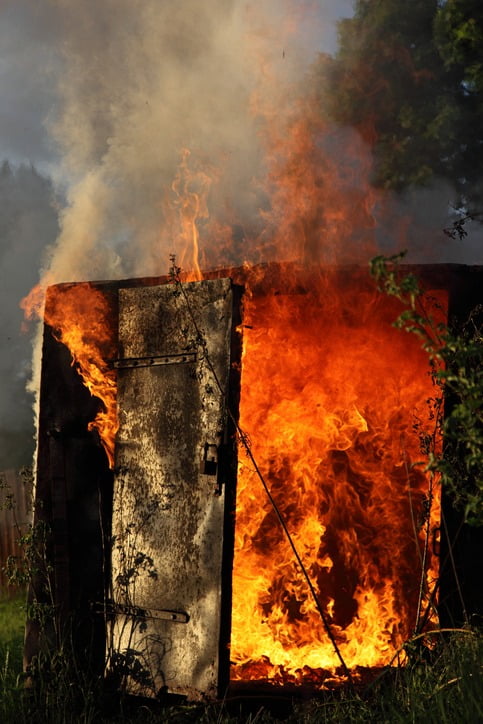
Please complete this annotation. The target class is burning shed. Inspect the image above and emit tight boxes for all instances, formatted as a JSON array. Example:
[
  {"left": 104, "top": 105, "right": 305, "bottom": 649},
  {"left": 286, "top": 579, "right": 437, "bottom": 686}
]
[{"left": 27, "top": 262, "right": 482, "bottom": 700}]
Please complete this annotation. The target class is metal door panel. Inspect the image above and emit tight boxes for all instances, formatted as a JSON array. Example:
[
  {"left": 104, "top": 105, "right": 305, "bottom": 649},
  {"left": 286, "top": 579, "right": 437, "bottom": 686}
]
[{"left": 110, "top": 278, "right": 236, "bottom": 700}]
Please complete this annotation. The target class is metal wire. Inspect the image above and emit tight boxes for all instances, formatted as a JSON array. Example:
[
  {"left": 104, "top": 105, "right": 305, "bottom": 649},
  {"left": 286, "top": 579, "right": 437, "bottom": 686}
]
[{"left": 172, "top": 269, "right": 354, "bottom": 685}]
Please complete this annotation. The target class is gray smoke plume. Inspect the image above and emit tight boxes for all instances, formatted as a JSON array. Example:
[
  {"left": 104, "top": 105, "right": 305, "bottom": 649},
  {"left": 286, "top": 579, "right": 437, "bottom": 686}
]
[
  {"left": 0, "top": 162, "right": 59, "bottom": 469},
  {"left": 18, "top": 0, "right": 363, "bottom": 288},
  {"left": 2, "top": 0, "right": 350, "bottom": 468},
  {"left": 0, "top": 0, "right": 480, "bottom": 470},
  {"left": 32, "top": 0, "right": 480, "bottom": 287},
  {"left": 39, "top": 0, "right": 308, "bottom": 283}
]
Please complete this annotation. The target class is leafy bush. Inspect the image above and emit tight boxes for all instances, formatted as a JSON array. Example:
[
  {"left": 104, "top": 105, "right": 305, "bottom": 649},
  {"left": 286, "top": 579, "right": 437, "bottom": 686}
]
[{"left": 371, "top": 252, "right": 483, "bottom": 526}]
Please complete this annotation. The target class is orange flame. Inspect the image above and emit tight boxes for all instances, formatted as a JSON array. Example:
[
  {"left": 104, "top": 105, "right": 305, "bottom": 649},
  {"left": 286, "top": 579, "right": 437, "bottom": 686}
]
[
  {"left": 162, "top": 148, "right": 214, "bottom": 282},
  {"left": 42, "top": 283, "right": 118, "bottom": 467},
  {"left": 230, "top": 270, "right": 443, "bottom": 683},
  {"left": 20, "top": 281, "right": 49, "bottom": 323}
]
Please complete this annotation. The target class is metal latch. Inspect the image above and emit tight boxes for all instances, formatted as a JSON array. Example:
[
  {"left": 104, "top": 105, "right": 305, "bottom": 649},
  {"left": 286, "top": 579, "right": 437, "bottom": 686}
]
[
  {"left": 112, "top": 352, "right": 197, "bottom": 369},
  {"left": 201, "top": 443, "right": 218, "bottom": 476},
  {"left": 97, "top": 601, "right": 189, "bottom": 624}
]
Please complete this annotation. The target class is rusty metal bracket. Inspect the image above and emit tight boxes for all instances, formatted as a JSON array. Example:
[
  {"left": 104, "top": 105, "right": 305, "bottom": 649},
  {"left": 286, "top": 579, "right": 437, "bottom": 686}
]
[
  {"left": 201, "top": 443, "right": 218, "bottom": 476},
  {"left": 112, "top": 352, "right": 197, "bottom": 369},
  {"left": 98, "top": 601, "right": 189, "bottom": 623}
]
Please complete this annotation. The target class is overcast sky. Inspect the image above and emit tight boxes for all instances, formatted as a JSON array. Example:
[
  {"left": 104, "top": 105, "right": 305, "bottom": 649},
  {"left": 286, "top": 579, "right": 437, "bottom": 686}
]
[
  {"left": 0, "top": 1, "right": 58, "bottom": 170},
  {"left": 0, "top": 0, "right": 354, "bottom": 174}
]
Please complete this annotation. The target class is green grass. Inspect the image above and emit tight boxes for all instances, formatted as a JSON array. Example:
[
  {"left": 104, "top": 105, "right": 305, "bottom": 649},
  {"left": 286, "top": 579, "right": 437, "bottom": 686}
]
[
  {"left": 0, "top": 600, "right": 481, "bottom": 724},
  {"left": 0, "top": 595, "right": 25, "bottom": 671},
  {"left": 0, "top": 594, "right": 26, "bottom": 723},
  {"left": 289, "top": 630, "right": 483, "bottom": 723}
]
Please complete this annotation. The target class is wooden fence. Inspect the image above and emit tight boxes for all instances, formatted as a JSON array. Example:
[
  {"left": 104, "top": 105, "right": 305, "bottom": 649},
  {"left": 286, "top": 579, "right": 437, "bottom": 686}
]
[{"left": 0, "top": 469, "right": 31, "bottom": 598}]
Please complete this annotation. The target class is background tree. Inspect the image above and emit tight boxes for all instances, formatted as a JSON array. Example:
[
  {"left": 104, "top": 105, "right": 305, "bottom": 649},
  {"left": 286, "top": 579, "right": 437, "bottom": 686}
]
[{"left": 315, "top": 0, "right": 483, "bottom": 212}]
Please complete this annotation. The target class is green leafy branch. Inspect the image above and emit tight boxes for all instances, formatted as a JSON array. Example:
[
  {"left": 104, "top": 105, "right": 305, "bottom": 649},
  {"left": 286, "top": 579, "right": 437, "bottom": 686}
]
[{"left": 370, "top": 253, "right": 483, "bottom": 526}]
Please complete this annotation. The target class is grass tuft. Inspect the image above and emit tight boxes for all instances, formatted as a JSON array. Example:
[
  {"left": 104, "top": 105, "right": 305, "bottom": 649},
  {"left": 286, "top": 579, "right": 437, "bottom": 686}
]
[{"left": 0, "top": 600, "right": 481, "bottom": 723}]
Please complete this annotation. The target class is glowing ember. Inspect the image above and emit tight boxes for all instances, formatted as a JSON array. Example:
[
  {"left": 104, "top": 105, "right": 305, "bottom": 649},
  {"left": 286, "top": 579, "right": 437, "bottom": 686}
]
[
  {"left": 42, "top": 283, "right": 117, "bottom": 467},
  {"left": 230, "top": 270, "right": 443, "bottom": 683}
]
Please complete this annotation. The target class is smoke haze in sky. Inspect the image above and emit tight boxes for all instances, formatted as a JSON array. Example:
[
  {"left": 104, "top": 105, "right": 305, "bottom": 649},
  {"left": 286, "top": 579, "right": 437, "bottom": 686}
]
[
  {"left": 0, "top": 2, "right": 60, "bottom": 169},
  {"left": 2, "top": 0, "right": 478, "bottom": 288},
  {"left": 19, "top": 0, "right": 358, "bottom": 285},
  {"left": 0, "top": 1, "right": 353, "bottom": 168},
  {"left": 0, "top": 0, "right": 481, "bottom": 470},
  {"left": 0, "top": 0, "right": 355, "bottom": 468}
]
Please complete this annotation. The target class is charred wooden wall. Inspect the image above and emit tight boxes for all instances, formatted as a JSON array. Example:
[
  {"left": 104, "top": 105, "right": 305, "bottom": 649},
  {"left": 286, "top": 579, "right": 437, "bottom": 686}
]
[{"left": 25, "top": 315, "right": 113, "bottom": 674}]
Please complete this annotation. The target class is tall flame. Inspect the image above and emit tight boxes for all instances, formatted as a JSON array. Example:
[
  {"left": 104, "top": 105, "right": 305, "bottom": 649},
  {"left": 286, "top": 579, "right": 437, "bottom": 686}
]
[
  {"left": 230, "top": 269, "right": 443, "bottom": 683},
  {"left": 42, "top": 283, "right": 117, "bottom": 467},
  {"left": 161, "top": 148, "right": 214, "bottom": 282}
]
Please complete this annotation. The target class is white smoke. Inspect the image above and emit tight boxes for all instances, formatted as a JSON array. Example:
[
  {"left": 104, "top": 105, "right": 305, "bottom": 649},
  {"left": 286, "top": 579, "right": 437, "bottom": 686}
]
[
  {"left": 39, "top": 0, "right": 481, "bottom": 283},
  {"left": 1, "top": 0, "right": 480, "bottom": 470},
  {"left": 41, "top": 0, "right": 328, "bottom": 283},
  {"left": 2, "top": 0, "right": 351, "bottom": 468}
]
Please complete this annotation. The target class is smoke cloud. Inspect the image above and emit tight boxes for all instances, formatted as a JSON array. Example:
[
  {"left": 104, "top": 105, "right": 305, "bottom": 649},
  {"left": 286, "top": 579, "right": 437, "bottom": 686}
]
[
  {"left": 33, "top": 0, "right": 481, "bottom": 289},
  {"left": 0, "top": 0, "right": 480, "bottom": 469},
  {"left": 3, "top": 0, "right": 346, "bottom": 469},
  {"left": 0, "top": 163, "right": 59, "bottom": 468},
  {"left": 40, "top": 0, "right": 315, "bottom": 283}
]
